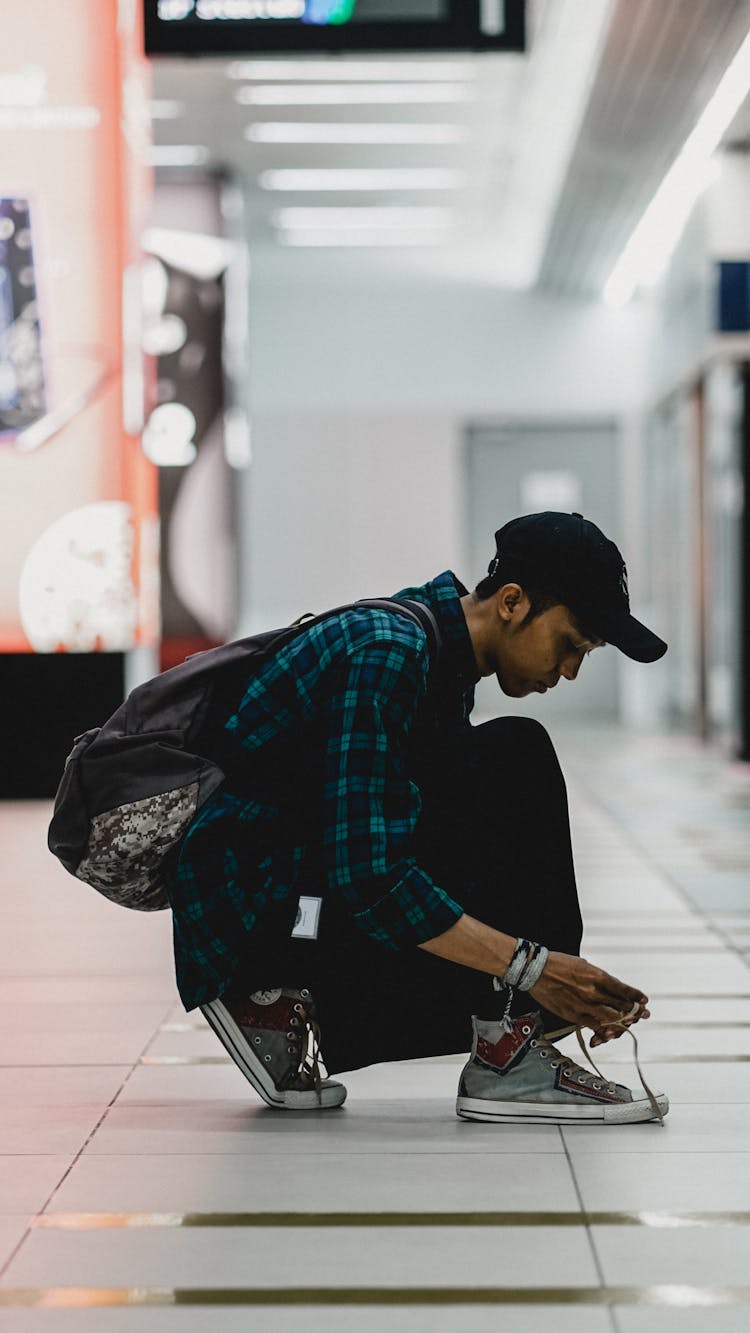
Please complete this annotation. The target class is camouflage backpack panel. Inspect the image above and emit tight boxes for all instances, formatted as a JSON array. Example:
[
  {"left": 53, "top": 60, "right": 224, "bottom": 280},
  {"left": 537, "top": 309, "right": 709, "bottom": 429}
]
[{"left": 74, "top": 782, "right": 201, "bottom": 911}]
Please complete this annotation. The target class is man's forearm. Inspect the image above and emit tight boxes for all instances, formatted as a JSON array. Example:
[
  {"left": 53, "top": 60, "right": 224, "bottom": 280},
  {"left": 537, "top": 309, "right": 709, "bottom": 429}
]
[{"left": 419, "top": 912, "right": 516, "bottom": 977}]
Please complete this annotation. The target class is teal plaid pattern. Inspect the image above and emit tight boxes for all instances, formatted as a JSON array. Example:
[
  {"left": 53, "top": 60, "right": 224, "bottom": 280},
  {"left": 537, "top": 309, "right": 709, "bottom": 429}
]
[{"left": 167, "top": 572, "right": 478, "bottom": 1009}]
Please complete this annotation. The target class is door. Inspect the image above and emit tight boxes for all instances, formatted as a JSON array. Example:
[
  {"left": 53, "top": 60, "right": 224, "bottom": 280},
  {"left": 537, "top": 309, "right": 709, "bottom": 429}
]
[{"left": 466, "top": 420, "right": 621, "bottom": 723}]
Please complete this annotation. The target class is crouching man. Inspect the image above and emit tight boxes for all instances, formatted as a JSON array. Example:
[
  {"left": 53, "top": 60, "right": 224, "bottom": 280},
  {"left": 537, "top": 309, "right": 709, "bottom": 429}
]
[{"left": 166, "top": 512, "right": 669, "bottom": 1124}]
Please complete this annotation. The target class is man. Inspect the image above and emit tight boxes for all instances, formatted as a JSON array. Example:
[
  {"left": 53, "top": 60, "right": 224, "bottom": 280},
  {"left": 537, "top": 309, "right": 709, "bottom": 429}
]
[{"left": 166, "top": 512, "right": 669, "bottom": 1124}]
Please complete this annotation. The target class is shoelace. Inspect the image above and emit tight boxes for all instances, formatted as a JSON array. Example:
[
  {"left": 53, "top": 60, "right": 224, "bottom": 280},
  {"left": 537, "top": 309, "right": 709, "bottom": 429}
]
[
  {"left": 530, "top": 1024, "right": 664, "bottom": 1126},
  {"left": 498, "top": 986, "right": 665, "bottom": 1125},
  {"left": 288, "top": 993, "right": 324, "bottom": 1100}
]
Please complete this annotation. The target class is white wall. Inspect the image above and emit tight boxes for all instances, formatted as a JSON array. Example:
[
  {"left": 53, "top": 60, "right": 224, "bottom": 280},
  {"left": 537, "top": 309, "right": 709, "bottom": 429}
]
[{"left": 239, "top": 249, "right": 651, "bottom": 632}]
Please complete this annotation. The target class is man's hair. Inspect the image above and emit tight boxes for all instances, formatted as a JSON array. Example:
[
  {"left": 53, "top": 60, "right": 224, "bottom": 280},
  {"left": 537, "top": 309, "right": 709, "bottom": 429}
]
[{"left": 475, "top": 559, "right": 561, "bottom": 627}]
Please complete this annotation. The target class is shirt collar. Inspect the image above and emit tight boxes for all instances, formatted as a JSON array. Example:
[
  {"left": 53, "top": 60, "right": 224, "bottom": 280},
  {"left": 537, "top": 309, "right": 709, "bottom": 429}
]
[{"left": 396, "top": 570, "right": 480, "bottom": 689}]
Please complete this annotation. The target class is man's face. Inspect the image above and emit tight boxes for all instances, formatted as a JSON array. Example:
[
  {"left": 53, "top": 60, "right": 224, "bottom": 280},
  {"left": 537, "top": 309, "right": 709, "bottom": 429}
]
[{"left": 495, "top": 598, "right": 604, "bottom": 698}]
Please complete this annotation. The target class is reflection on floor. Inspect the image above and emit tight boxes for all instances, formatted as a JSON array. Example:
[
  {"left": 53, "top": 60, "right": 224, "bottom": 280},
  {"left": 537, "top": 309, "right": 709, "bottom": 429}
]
[{"left": 0, "top": 727, "right": 749, "bottom": 1332}]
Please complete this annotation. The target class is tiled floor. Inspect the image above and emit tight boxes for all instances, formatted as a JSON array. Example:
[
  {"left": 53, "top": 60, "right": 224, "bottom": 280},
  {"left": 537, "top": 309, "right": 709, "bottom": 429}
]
[{"left": 1, "top": 728, "right": 749, "bottom": 1332}]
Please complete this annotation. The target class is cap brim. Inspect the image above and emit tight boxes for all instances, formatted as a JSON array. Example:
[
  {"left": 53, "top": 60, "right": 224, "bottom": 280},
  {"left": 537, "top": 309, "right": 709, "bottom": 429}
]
[{"left": 595, "top": 610, "right": 668, "bottom": 663}]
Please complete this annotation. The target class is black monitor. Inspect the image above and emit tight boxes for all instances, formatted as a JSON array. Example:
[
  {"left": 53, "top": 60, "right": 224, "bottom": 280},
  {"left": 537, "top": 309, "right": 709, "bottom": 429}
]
[{"left": 144, "top": 1, "right": 525, "bottom": 55}]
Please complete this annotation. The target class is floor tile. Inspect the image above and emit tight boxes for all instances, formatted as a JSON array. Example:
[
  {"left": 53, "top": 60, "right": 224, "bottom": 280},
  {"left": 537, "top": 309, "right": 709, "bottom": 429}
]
[
  {"left": 572, "top": 1152, "right": 750, "bottom": 1211},
  {"left": 0, "top": 976, "right": 178, "bottom": 1005},
  {"left": 0, "top": 1067, "right": 130, "bottom": 1108},
  {"left": 614, "top": 1310, "right": 750, "bottom": 1333},
  {"left": 0, "top": 1217, "right": 30, "bottom": 1269},
  {"left": 47, "top": 1150, "right": 580, "bottom": 1213},
  {"left": 641, "top": 998, "right": 750, "bottom": 1022},
  {"left": 0, "top": 1158, "right": 73, "bottom": 1213},
  {"left": 592, "top": 1224, "right": 750, "bottom": 1285},
  {"left": 0, "top": 1105, "right": 104, "bottom": 1155},
  {"left": 0, "top": 1224, "right": 599, "bottom": 1289},
  {"left": 0, "top": 1309, "right": 615, "bottom": 1332},
  {"left": 555, "top": 1024, "right": 750, "bottom": 1059},
  {"left": 667, "top": 872, "right": 750, "bottom": 913},
  {"left": 0, "top": 1004, "right": 171, "bottom": 1066},
  {"left": 563, "top": 1104, "right": 750, "bottom": 1154},
  {"left": 83, "top": 1099, "right": 565, "bottom": 1156},
  {"left": 589, "top": 952, "right": 750, "bottom": 994}
]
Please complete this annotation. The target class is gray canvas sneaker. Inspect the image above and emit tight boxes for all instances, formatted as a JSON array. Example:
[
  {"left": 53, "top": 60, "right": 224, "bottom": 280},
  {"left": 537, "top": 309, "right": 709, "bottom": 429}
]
[
  {"left": 201, "top": 987, "right": 347, "bottom": 1110},
  {"left": 456, "top": 1010, "right": 668, "bottom": 1125}
]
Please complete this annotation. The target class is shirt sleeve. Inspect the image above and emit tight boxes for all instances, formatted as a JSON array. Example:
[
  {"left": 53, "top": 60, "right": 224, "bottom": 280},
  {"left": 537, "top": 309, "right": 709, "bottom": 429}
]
[{"left": 321, "top": 637, "right": 464, "bottom": 948}]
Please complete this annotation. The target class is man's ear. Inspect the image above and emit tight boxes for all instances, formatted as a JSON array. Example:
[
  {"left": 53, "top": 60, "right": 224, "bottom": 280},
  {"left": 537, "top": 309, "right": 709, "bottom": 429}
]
[{"left": 495, "top": 583, "right": 525, "bottom": 623}]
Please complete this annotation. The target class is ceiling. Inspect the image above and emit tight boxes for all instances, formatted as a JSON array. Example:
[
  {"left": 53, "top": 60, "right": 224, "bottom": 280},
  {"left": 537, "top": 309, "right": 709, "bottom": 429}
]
[{"left": 149, "top": 0, "right": 750, "bottom": 299}]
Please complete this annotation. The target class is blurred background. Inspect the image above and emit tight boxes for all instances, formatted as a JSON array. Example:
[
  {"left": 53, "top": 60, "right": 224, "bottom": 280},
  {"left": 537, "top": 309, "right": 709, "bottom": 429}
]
[{"left": 2, "top": 0, "right": 750, "bottom": 795}]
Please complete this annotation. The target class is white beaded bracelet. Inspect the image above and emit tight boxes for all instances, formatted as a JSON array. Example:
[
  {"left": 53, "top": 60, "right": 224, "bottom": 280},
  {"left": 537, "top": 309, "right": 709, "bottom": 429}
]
[{"left": 517, "top": 943, "right": 549, "bottom": 991}]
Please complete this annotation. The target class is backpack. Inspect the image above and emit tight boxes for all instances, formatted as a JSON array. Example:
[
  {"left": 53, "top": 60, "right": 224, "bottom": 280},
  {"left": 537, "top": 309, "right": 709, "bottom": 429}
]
[{"left": 47, "top": 598, "right": 442, "bottom": 913}]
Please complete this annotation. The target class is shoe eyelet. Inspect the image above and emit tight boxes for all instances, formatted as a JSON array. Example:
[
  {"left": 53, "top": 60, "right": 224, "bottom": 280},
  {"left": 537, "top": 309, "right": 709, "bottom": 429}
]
[
  {"left": 290, "top": 1017, "right": 299, "bottom": 1026},
  {"left": 550, "top": 1061, "right": 559, "bottom": 1068},
  {"left": 253, "top": 1036, "right": 262, "bottom": 1045},
  {"left": 540, "top": 1050, "right": 549, "bottom": 1059},
  {"left": 293, "top": 1004, "right": 304, "bottom": 1014},
  {"left": 530, "top": 1039, "right": 538, "bottom": 1048},
  {"left": 593, "top": 1082, "right": 602, "bottom": 1090},
  {"left": 286, "top": 1031, "right": 295, "bottom": 1040},
  {"left": 263, "top": 1054, "right": 272, "bottom": 1063},
  {"left": 300, "top": 988, "right": 311, "bottom": 998},
  {"left": 287, "top": 1045, "right": 296, "bottom": 1054},
  {"left": 521, "top": 1025, "right": 531, "bottom": 1035},
  {"left": 577, "top": 1075, "right": 586, "bottom": 1083}
]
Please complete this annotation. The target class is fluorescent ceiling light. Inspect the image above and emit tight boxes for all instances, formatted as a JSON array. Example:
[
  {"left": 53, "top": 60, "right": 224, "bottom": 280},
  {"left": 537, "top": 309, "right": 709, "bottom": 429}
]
[
  {"left": 245, "top": 122, "right": 466, "bottom": 144},
  {"left": 604, "top": 26, "right": 750, "bottom": 307},
  {"left": 143, "top": 227, "right": 236, "bottom": 279},
  {"left": 259, "top": 168, "right": 465, "bottom": 191},
  {"left": 149, "top": 99, "right": 185, "bottom": 120},
  {"left": 279, "top": 229, "right": 450, "bottom": 247},
  {"left": 237, "top": 83, "right": 474, "bottom": 106},
  {"left": 227, "top": 59, "right": 475, "bottom": 81},
  {"left": 490, "top": 0, "right": 614, "bottom": 290},
  {"left": 147, "top": 145, "right": 209, "bottom": 166},
  {"left": 272, "top": 206, "right": 456, "bottom": 228}
]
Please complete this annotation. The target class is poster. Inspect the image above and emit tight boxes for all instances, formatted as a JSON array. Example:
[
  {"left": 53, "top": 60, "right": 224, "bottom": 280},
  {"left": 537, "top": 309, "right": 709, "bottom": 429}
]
[{"left": 0, "top": 0, "right": 158, "bottom": 653}]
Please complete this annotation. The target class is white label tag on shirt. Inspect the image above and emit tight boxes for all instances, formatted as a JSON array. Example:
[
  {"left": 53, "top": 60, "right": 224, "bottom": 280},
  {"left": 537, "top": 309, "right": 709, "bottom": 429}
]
[{"left": 291, "top": 895, "right": 322, "bottom": 940}]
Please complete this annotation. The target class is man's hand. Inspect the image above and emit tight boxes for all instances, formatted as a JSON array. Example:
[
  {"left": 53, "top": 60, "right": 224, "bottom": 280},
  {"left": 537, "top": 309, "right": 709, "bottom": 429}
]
[
  {"left": 529, "top": 950, "right": 649, "bottom": 1039},
  {"left": 420, "top": 916, "right": 650, "bottom": 1040}
]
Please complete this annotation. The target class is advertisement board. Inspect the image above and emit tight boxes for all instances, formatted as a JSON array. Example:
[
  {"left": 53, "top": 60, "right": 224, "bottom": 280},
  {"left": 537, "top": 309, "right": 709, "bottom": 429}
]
[{"left": 0, "top": 0, "right": 157, "bottom": 655}]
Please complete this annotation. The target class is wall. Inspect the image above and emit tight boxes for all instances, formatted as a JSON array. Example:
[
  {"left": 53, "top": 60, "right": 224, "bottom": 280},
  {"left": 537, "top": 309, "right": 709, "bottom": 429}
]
[{"left": 239, "top": 247, "right": 651, "bottom": 634}]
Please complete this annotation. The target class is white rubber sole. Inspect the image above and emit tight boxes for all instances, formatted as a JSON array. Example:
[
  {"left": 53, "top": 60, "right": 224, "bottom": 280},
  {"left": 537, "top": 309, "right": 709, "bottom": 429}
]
[
  {"left": 456, "top": 1094, "right": 669, "bottom": 1125},
  {"left": 200, "top": 998, "right": 346, "bottom": 1111}
]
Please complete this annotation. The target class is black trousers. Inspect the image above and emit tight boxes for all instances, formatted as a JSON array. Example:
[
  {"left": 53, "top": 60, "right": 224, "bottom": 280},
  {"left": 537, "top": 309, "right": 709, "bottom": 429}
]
[{"left": 229, "top": 717, "right": 583, "bottom": 1076}]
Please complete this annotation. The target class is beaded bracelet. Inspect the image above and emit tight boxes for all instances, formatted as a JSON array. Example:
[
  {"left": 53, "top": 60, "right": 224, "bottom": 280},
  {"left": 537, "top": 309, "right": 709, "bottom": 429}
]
[
  {"left": 493, "top": 936, "right": 549, "bottom": 993},
  {"left": 517, "top": 943, "right": 549, "bottom": 992}
]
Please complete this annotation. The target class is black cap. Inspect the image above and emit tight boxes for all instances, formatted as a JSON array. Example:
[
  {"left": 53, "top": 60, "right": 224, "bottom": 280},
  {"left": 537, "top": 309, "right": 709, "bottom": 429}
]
[{"left": 489, "top": 512, "right": 667, "bottom": 664}]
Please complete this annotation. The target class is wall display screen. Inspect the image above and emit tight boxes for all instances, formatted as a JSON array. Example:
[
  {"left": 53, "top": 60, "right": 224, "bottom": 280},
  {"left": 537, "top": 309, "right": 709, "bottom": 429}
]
[
  {"left": 0, "top": 0, "right": 157, "bottom": 653},
  {"left": 144, "top": 0, "right": 525, "bottom": 53},
  {"left": 0, "top": 198, "right": 46, "bottom": 436}
]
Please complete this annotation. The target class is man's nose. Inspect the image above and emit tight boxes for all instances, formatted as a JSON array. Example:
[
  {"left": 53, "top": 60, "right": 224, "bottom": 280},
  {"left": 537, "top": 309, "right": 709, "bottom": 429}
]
[{"left": 561, "top": 657, "right": 581, "bottom": 682}]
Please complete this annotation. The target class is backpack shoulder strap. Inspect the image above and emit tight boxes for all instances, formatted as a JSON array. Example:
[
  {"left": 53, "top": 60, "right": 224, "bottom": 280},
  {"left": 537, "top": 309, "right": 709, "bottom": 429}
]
[
  {"left": 263, "top": 595, "right": 443, "bottom": 668},
  {"left": 355, "top": 597, "right": 442, "bottom": 666}
]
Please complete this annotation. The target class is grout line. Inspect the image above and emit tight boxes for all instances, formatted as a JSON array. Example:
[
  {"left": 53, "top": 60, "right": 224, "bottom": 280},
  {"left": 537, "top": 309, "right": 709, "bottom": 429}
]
[
  {"left": 559, "top": 1126, "right": 617, "bottom": 1332},
  {"left": 4, "top": 1285, "right": 750, "bottom": 1307},
  {"left": 37, "top": 1208, "right": 750, "bottom": 1229},
  {"left": 567, "top": 777, "right": 750, "bottom": 983},
  {"left": 2, "top": 1000, "right": 179, "bottom": 1279}
]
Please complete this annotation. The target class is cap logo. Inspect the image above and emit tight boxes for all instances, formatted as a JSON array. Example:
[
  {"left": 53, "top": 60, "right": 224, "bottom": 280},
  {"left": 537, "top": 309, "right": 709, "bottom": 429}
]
[{"left": 619, "top": 563, "right": 629, "bottom": 603}]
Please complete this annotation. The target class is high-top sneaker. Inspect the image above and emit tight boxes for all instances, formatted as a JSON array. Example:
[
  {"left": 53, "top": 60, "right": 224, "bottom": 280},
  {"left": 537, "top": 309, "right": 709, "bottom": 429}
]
[
  {"left": 201, "top": 988, "right": 347, "bottom": 1110},
  {"left": 456, "top": 1011, "right": 668, "bottom": 1125}
]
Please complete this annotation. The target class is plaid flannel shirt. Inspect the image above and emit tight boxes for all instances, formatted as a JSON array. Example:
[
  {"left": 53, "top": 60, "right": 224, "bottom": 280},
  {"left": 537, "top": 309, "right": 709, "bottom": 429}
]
[{"left": 167, "top": 571, "right": 479, "bottom": 1009}]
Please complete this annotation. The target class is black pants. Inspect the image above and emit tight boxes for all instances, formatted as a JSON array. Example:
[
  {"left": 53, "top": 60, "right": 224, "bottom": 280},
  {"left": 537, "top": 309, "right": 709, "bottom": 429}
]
[{"left": 229, "top": 717, "right": 583, "bottom": 1075}]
